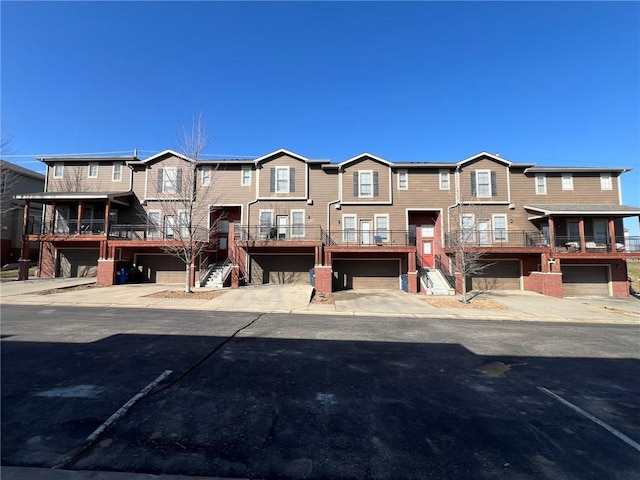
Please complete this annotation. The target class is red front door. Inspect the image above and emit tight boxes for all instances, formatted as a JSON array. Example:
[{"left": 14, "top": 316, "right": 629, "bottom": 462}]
[{"left": 422, "top": 240, "right": 434, "bottom": 267}]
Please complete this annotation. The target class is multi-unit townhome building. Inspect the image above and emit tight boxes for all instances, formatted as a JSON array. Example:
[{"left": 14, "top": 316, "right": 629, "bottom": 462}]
[{"left": 15, "top": 149, "right": 640, "bottom": 297}]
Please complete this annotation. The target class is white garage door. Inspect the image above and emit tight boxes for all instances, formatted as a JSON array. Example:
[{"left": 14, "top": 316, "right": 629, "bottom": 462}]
[{"left": 562, "top": 266, "right": 609, "bottom": 296}]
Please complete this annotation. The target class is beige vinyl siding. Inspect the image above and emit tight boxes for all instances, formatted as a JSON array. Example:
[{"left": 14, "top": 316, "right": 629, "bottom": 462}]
[
  {"left": 144, "top": 155, "right": 191, "bottom": 199},
  {"left": 341, "top": 158, "right": 391, "bottom": 203},
  {"left": 198, "top": 164, "right": 256, "bottom": 206},
  {"left": 308, "top": 165, "right": 339, "bottom": 205},
  {"left": 392, "top": 168, "right": 455, "bottom": 207},
  {"left": 47, "top": 163, "right": 132, "bottom": 192},
  {"left": 258, "top": 154, "right": 307, "bottom": 198}
]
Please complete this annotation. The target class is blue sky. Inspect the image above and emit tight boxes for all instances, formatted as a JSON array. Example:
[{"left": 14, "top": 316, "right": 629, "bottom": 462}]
[{"left": 2, "top": 1, "right": 639, "bottom": 230}]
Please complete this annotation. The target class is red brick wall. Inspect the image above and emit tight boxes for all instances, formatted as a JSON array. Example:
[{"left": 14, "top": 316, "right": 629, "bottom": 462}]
[
  {"left": 314, "top": 266, "right": 333, "bottom": 293},
  {"left": 525, "top": 272, "right": 563, "bottom": 298},
  {"left": 97, "top": 259, "right": 116, "bottom": 286},
  {"left": 39, "top": 242, "right": 56, "bottom": 278}
]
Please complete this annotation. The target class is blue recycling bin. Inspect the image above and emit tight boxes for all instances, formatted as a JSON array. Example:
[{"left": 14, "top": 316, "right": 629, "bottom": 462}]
[
  {"left": 309, "top": 268, "right": 315, "bottom": 286},
  {"left": 400, "top": 274, "right": 408, "bottom": 292}
]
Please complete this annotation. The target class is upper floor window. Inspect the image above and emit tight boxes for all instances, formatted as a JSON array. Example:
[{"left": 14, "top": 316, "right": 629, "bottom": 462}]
[
  {"left": 88, "top": 163, "right": 98, "bottom": 178},
  {"left": 397, "top": 170, "right": 408, "bottom": 190},
  {"left": 471, "top": 170, "right": 495, "bottom": 198},
  {"left": 600, "top": 173, "right": 612, "bottom": 190},
  {"left": 201, "top": 166, "right": 212, "bottom": 186},
  {"left": 270, "top": 167, "right": 295, "bottom": 193},
  {"left": 53, "top": 163, "right": 64, "bottom": 179},
  {"left": 535, "top": 174, "right": 546, "bottom": 194},
  {"left": 112, "top": 163, "right": 122, "bottom": 182},
  {"left": 562, "top": 173, "right": 573, "bottom": 190},
  {"left": 439, "top": 170, "right": 450, "bottom": 190},
  {"left": 353, "top": 170, "right": 379, "bottom": 198},
  {"left": 158, "top": 167, "right": 182, "bottom": 194},
  {"left": 241, "top": 166, "right": 251, "bottom": 186}
]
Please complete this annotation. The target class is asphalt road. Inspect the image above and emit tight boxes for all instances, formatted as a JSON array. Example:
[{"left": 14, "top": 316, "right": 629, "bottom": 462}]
[{"left": 2, "top": 305, "right": 639, "bottom": 479}]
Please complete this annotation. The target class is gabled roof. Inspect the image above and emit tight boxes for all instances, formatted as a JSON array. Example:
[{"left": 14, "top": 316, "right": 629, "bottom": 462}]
[
  {"left": 324, "top": 152, "right": 394, "bottom": 169},
  {"left": 524, "top": 204, "right": 640, "bottom": 216},
  {"left": 457, "top": 151, "right": 515, "bottom": 167},
  {"left": 251, "top": 148, "right": 329, "bottom": 165},
  {"left": 0, "top": 160, "right": 45, "bottom": 181},
  {"left": 137, "top": 149, "right": 191, "bottom": 164}
]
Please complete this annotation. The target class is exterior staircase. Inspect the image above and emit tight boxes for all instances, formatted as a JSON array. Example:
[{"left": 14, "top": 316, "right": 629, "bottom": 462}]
[
  {"left": 419, "top": 267, "right": 455, "bottom": 295},
  {"left": 200, "top": 259, "right": 232, "bottom": 288}
]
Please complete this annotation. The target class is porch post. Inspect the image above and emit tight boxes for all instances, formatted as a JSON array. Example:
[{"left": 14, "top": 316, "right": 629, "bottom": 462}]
[
  {"left": 578, "top": 217, "right": 586, "bottom": 253},
  {"left": 49, "top": 201, "right": 57, "bottom": 234},
  {"left": 77, "top": 201, "right": 83, "bottom": 235},
  {"left": 18, "top": 201, "right": 31, "bottom": 280},
  {"left": 548, "top": 216, "right": 555, "bottom": 250},
  {"left": 608, "top": 217, "right": 617, "bottom": 252},
  {"left": 104, "top": 201, "right": 111, "bottom": 236}
]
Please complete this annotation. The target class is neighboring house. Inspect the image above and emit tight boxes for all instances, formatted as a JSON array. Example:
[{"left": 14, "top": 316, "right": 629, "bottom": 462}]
[
  {"left": 15, "top": 150, "right": 640, "bottom": 297},
  {"left": 0, "top": 160, "right": 44, "bottom": 267}
]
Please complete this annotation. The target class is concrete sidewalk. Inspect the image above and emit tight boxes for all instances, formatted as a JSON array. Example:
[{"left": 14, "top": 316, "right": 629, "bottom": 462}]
[{"left": 1, "top": 279, "right": 638, "bottom": 324}]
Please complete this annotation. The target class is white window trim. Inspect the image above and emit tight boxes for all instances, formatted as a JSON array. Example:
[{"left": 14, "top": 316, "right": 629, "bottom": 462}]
[
  {"left": 165, "top": 215, "right": 176, "bottom": 239},
  {"left": 201, "top": 166, "right": 212, "bottom": 186},
  {"left": 112, "top": 163, "right": 123, "bottom": 182},
  {"left": 259, "top": 209, "right": 274, "bottom": 237},
  {"left": 241, "top": 166, "right": 251, "bottom": 186},
  {"left": 562, "top": 173, "right": 573, "bottom": 191},
  {"left": 290, "top": 209, "right": 305, "bottom": 237},
  {"left": 53, "top": 164, "right": 64, "bottom": 179},
  {"left": 374, "top": 214, "right": 390, "bottom": 241},
  {"left": 475, "top": 169, "right": 492, "bottom": 197},
  {"left": 178, "top": 210, "right": 189, "bottom": 237},
  {"left": 359, "top": 170, "right": 373, "bottom": 198},
  {"left": 147, "top": 210, "right": 161, "bottom": 237},
  {"left": 535, "top": 174, "right": 546, "bottom": 195},
  {"left": 492, "top": 214, "right": 508, "bottom": 242},
  {"left": 462, "top": 213, "right": 475, "bottom": 242},
  {"left": 342, "top": 214, "right": 357, "bottom": 243},
  {"left": 600, "top": 173, "right": 612, "bottom": 190},
  {"left": 439, "top": 170, "right": 450, "bottom": 190},
  {"left": 163, "top": 167, "right": 178, "bottom": 193},
  {"left": 397, "top": 170, "right": 408, "bottom": 190},
  {"left": 88, "top": 162, "right": 99, "bottom": 179},
  {"left": 275, "top": 166, "right": 290, "bottom": 193}
]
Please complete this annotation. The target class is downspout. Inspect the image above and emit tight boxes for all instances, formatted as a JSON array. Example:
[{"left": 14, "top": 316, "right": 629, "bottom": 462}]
[
  {"left": 326, "top": 165, "right": 343, "bottom": 249},
  {"left": 38, "top": 159, "right": 49, "bottom": 277}
]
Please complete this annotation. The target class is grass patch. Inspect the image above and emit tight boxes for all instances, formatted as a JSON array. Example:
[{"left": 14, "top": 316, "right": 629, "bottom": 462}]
[{"left": 0, "top": 267, "right": 38, "bottom": 279}]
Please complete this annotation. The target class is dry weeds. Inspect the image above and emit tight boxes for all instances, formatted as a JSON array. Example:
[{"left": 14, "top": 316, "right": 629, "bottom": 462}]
[
  {"left": 423, "top": 297, "right": 509, "bottom": 310},
  {"left": 146, "top": 290, "right": 227, "bottom": 300}
]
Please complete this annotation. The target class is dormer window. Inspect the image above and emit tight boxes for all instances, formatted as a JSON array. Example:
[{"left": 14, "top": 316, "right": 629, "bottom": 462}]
[
  {"left": 397, "top": 170, "right": 408, "bottom": 190},
  {"left": 562, "top": 173, "right": 573, "bottom": 191},
  {"left": 600, "top": 173, "right": 612, "bottom": 190},
  {"left": 88, "top": 163, "right": 98, "bottom": 178}
]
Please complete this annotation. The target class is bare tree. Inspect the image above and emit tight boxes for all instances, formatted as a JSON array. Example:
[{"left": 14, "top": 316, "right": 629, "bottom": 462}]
[
  {"left": 148, "top": 115, "right": 222, "bottom": 292},
  {"left": 446, "top": 171, "right": 495, "bottom": 303}
]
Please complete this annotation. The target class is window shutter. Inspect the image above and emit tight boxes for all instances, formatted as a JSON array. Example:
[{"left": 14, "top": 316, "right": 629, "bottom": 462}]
[
  {"left": 289, "top": 167, "right": 295, "bottom": 192},
  {"left": 373, "top": 172, "right": 379, "bottom": 197},
  {"left": 471, "top": 172, "right": 476, "bottom": 197},
  {"left": 270, "top": 168, "right": 275, "bottom": 192},
  {"left": 491, "top": 171, "right": 497, "bottom": 197},
  {"left": 353, "top": 172, "right": 359, "bottom": 197},
  {"left": 157, "top": 169, "right": 163, "bottom": 193},
  {"left": 176, "top": 168, "right": 182, "bottom": 193}
]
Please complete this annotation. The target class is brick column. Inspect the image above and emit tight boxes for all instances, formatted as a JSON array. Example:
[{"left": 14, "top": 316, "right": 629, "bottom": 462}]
[
  {"left": 18, "top": 201, "right": 31, "bottom": 280},
  {"left": 97, "top": 259, "right": 116, "bottom": 286},
  {"left": 408, "top": 271, "right": 418, "bottom": 294},
  {"left": 231, "top": 266, "right": 240, "bottom": 288},
  {"left": 314, "top": 266, "right": 333, "bottom": 294}
]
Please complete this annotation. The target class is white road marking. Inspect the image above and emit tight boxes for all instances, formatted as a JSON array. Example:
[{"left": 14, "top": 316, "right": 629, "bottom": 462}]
[
  {"left": 538, "top": 386, "right": 640, "bottom": 453},
  {"left": 86, "top": 369, "right": 173, "bottom": 443}
]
